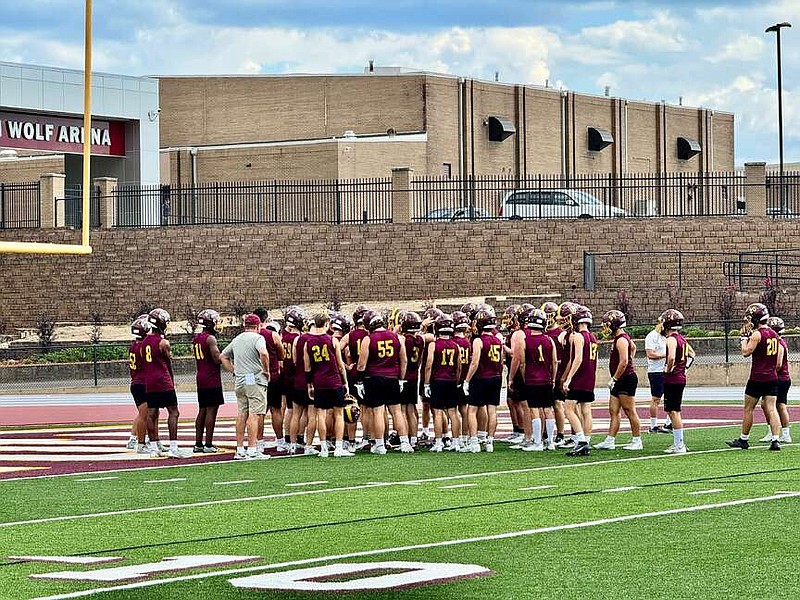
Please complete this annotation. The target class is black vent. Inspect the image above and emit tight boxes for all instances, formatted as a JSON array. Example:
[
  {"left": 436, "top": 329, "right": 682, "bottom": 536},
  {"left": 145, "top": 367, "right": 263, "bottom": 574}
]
[
  {"left": 677, "top": 136, "right": 702, "bottom": 160},
  {"left": 487, "top": 116, "right": 516, "bottom": 142},
  {"left": 588, "top": 127, "right": 614, "bottom": 151}
]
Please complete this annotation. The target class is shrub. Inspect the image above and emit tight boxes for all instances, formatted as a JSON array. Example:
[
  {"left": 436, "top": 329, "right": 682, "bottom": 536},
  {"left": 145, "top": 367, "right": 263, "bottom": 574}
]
[{"left": 37, "top": 315, "right": 57, "bottom": 350}]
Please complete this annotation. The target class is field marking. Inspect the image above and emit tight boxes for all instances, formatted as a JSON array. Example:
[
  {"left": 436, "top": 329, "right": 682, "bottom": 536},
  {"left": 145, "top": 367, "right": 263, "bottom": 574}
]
[
  {"left": 143, "top": 478, "right": 186, "bottom": 484},
  {"left": 602, "top": 486, "right": 642, "bottom": 493},
  {"left": 687, "top": 489, "right": 724, "bottom": 496},
  {"left": 213, "top": 480, "right": 254, "bottom": 486},
  {"left": 517, "top": 485, "right": 556, "bottom": 491},
  {"left": 285, "top": 481, "right": 328, "bottom": 487},
  {"left": 0, "top": 446, "right": 762, "bottom": 528},
  {"left": 439, "top": 484, "right": 477, "bottom": 490},
  {"left": 10, "top": 556, "right": 122, "bottom": 565},
  {"left": 75, "top": 477, "right": 119, "bottom": 482},
  {"left": 32, "top": 492, "right": 800, "bottom": 600}
]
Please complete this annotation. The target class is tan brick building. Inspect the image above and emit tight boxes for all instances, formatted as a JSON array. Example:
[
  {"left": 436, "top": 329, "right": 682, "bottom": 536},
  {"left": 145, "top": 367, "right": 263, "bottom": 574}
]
[{"left": 158, "top": 70, "right": 734, "bottom": 184}]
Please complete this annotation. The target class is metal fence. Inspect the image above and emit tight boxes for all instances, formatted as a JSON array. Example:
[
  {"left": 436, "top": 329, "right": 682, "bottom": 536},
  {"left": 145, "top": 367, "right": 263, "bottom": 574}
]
[
  {"left": 62, "top": 185, "right": 101, "bottom": 228},
  {"left": 766, "top": 171, "right": 800, "bottom": 217},
  {"left": 0, "top": 181, "right": 41, "bottom": 229}
]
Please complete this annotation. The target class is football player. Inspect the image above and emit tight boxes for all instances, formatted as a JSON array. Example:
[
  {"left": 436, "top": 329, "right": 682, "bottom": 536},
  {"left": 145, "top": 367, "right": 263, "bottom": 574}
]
[
  {"left": 281, "top": 306, "right": 302, "bottom": 450},
  {"left": 418, "top": 307, "right": 443, "bottom": 441},
  {"left": 287, "top": 307, "right": 315, "bottom": 455},
  {"left": 759, "top": 317, "right": 792, "bottom": 443},
  {"left": 561, "top": 304, "right": 597, "bottom": 457},
  {"left": 192, "top": 309, "right": 224, "bottom": 454},
  {"left": 356, "top": 310, "right": 409, "bottom": 454},
  {"left": 452, "top": 310, "right": 473, "bottom": 449},
  {"left": 254, "top": 308, "right": 286, "bottom": 451},
  {"left": 727, "top": 303, "right": 782, "bottom": 451},
  {"left": 463, "top": 308, "right": 504, "bottom": 452},
  {"left": 424, "top": 314, "right": 463, "bottom": 452},
  {"left": 127, "top": 315, "right": 151, "bottom": 453},
  {"left": 142, "top": 308, "right": 181, "bottom": 458},
  {"left": 399, "top": 311, "right": 425, "bottom": 447},
  {"left": 304, "top": 312, "right": 354, "bottom": 457},
  {"left": 645, "top": 316, "right": 670, "bottom": 433},
  {"left": 341, "top": 305, "right": 370, "bottom": 450},
  {"left": 542, "top": 301, "right": 569, "bottom": 446},
  {"left": 502, "top": 305, "right": 526, "bottom": 443},
  {"left": 595, "top": 310, "right": 642, "bottom": 451},
  {"left": 661, "top": 309, "right": 693, "bottom": 453}
]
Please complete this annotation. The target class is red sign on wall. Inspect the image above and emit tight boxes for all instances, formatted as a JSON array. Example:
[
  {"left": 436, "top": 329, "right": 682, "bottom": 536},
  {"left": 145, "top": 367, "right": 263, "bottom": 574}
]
[{"left": 0, "top": 111, "right": 125, "bottom": 156}]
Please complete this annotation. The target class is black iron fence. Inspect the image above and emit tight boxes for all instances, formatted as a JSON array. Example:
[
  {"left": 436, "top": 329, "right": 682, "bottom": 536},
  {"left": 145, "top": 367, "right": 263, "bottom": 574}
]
[
  {"left": 62, "top": 185, "right": 101, "bottom": 228},
  {"left": 766, "top": 171, "right": 800, "bottom": 217},
  {"left": 0, "top": 181, "right": 40, "bottom": 229}
]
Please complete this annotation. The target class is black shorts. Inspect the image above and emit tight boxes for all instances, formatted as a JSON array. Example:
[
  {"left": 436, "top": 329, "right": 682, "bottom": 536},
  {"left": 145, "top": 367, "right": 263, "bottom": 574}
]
[
  {"left": 456, "top": 383, "right": 467, "bottom": 406},
  {"left": 648, "top": 372, "right": 664, "bottom": 398},
  {"left": 507, "top": 373, "right": 525, "bottom": 402},
  {"left": 314, "top": 387, "right": 346, "bottom": 410},
  {"left": 347, "top": 373, "right": 364, "bottom": 404},
  {"left": 663, "top": 383, "right": 685, "bottom": 412},
  {"left": 363, "top": 376, "right": 400, "bottom": 407},
  {"left": 777, "top": 379, "right": 791, "bottom": 404},
  {"left": 553, "top": 382, "right": 566, "bottom": 402},
  {"left": 468, "top": 377, "right": 502, "bottom": 407},
  {"left": 267, "top": 380, "right": 283, "bottom": 409},
  {"left": 745, "top": 380, "right": 778, "bottom": 400},
  {"left": 400, "top": 380, "right": 419, "bottom": 405},
  {"left": 197, "top": 387, "right": 224, "bottom": 408},
  {"left": 430, "top": 380, "right": 459, "bottom": 410},
  {"left": 611, "top": 373, "right": 638, "bottom": 397},
  {"left": 146, "top": 389, "right": 178, "bottom": 409},
  {"left": 524, "top": 384, "right": 555, "bottom": 408},
  {"left": 131, "top": 383, "right": 147, "bottom": 407},
  {"left": 566, "top": 389, "right": 595, "bottom": 404},
  {"left": 291, "top": 387, "right": 312, "bottom": 407}
]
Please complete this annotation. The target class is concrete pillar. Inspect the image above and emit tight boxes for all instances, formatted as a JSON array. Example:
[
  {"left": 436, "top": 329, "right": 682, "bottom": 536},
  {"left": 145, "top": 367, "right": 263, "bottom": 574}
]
[
  {"left": 39, "top": 173, "right": 65, "bottom": 228},
  {"left": 744, "top": 162, "right": 766, "bottom": 216},
  {"left": 391, "top": 167, "right": 413, "bottom": 224},
  {"left": 94, "top": 177, "right": 118, "bottom": 228}
]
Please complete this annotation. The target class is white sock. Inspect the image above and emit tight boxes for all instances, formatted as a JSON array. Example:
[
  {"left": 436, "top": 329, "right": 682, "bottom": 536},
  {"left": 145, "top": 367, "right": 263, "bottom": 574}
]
[
  {"left": 435, "top": 437, "right": 442, "bottom": 445},
  {"left": 237, "top": 446, "right": 245, "bottom": 454},
  {"left": 782, "top": 427, "right": 790, "bottom": 437},
  {"left": 487, "top": 436, "right": 494, "bottom": 443},
  {"left": 650, "top": 417, "right": 657, "bottom": 429},
  {"left": 410, "top": 436, "right": 418, "bottom": 445},
  {"left": 630, "top": 436, "right": 641, "bottom": 444},
  {"left": 532, "top": 418, "right": 542, "bottom": 445},
  {"left": 400, "top": 435, "right": 409, "bottom": 444},
  {"left": 477, "top": 430, "right": 487, "bottom": 441},
  {"left": 128, "top": 435, "right": 137, "bottom": 443},
  {"left": 674, "top": 429, "right": 684, "bottom": 446},
  {"left": 470, "top": 436, "right": 479, "bottom": 445},
  {"left": 460, "top": 434, "right": 467, "bottom": 444},
  {"left": 575, "top": 432, "right": 585, "bottom": 443},
  {"left": 335, "top": 440, "right": 343, "bottom": 450},
  {"left": 169, "top": 440, "right": 178, "bottom": 452},
  {"left": 375, "top": 438, "right": 385, "bottom": 447},
  {"left": 423, "top": 427, "right": 431, "bottom": 436},
  {"left": 605, "top": 435, "right": 615, "bottom": 443},
  {"left": 741, "top": 433, "right": 749, "bottom": 441},
  {"left": 545, "top": 419, "right": 556, "bottom": 441}
]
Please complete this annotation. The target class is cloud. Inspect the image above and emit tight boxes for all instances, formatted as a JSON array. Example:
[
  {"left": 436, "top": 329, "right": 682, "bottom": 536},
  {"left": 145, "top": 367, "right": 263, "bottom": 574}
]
[{"left": 707, "top": 35, "right": 766, "bottom": 63}]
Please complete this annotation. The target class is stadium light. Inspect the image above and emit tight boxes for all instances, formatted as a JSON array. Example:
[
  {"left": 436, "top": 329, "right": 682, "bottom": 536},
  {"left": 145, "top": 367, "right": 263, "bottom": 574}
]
[{"left": 765, "top": 22, "right": 791, "bottom": 214}]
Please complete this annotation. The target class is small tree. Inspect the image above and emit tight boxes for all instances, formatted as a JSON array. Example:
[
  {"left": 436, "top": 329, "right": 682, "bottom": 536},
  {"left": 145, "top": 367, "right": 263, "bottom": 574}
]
[
  {"left": 615, "top": 289, "right": 635, "bottom": 324},
  {"left": 327, "top": 293, "right": 342, "bottom": 312},
  {"left": 715, "top": 283, "right": 738, "bottom": 322},
  {"left": 228, "top": 297, "right": 250, "bottom": 321},
  {"left": 759, "top": 277, "right": 784, "bottom": 317},
  {"left": 666, "top": 282, "right": 684, "bottom": 311},
  {"left": 37, "top": 314, "right": 57, "bottom": 351},
  {"left": 130, "top": 301, "right": 154, "bottom": 320},
  {"left": 89, "top": 312, "right": 103, "bottom": 344},
  {"left": 182, "top": 304, "right": 200, "bottom": 335}
]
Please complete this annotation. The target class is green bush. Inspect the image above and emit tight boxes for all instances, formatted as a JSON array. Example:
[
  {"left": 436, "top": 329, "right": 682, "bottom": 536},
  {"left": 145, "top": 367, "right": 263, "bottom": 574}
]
[{"left": 19, "top": 341, "right": 208, "bottom": 365}]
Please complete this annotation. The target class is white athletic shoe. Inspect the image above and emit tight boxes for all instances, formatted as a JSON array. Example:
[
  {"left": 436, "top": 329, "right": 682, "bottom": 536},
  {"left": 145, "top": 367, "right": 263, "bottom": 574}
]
[
  {"left": 275, "top": 439, "right": 289, "bottom": 452},
  {"left": 778, "top": 434, "right": 793, "bottom": 443},
  {"left": 469, "top": 441, "right": 481, "bottom": 453},
  {"left": 233, "top": 451, "right": 248, "bottom": 460},
  {"left": 507, "top": 433, "right": 524, "bottom": 444},
  {"left": 303, "top": 446, "right": 319, "bottom": 456},
  {"left": 593, "top": 439, "right": 616, "bottom": 450},
  {"left": 167, "top": 449, "right": 184, "bottom": 459},
  {"left": 356, "top": 439, "right": 372, "bottom": 451},
  {"left": 319, "top": 446, "right": 329, "bottom": 458},
  {"left": 333, "top": 448, "right": 355, "bottom": 457},
  {"left": 484, "top": 441, "right": 494, "bottom": 453},
  {"left": 370, "top": 444, "right": 387, "bottom": 455},
  {"left": 664, "top": 444, "right": 687, "bottom": 454},
  {"left": 545, "top": 440, "right": 556, "bottom": 451},
  {"left": 400, "top": 441, "right": 415, "bottom": 453},
  {"left": 622, "top": 440, "right": 643, "bottom": 451},
  {"left": 246, "top": 452, "right": 270, "bottom": 460},
  {"left": 256, "top": 440, "right": 266, "bottom": 452},
  {"left": 429, "top": 442, "right": 444, "bottom": 453},
  {"left": 520, "top": 441, "right": 537, "bottom": 452},
  {"left": 136, "top": 443, "right": 154, "bottom": 455},
  {"left": 125, "top": 438, "right": 137, "bottom": 450},
  {"left": 759, "top": 433, "right": 774, "bottom": 443}
]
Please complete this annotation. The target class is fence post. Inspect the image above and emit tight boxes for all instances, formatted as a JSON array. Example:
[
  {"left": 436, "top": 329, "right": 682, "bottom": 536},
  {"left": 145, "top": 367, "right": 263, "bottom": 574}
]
[
  {"left": 0, "top": 183, "right": 4, "bottom": 229},
  {"left": 39, "top": 173, "right": 66, "bottom": 228},
  {"left": 93, "top": 177, "right": 117, "bottom": 228},
  {"left": 92, "top": 344, "right": 99, "bottom": 387},
  {"left": 391, "top": 167, "right": 413, "bottom": 224},
  {"left": 583, "top": 252, "right": 596, "bottom": 291},
  {"left": 744, "top": 162, "right": 767, "bottom": 216}
]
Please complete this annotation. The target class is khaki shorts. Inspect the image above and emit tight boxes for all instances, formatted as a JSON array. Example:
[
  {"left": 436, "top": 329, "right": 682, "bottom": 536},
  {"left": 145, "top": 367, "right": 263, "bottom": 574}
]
[{"left": 235, "top": 383, "right": 268, "bottom": 415}]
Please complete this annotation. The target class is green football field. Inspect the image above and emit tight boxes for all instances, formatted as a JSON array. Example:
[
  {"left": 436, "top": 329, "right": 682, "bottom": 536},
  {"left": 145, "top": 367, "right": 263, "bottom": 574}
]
[{"left": 1, "top": 424, "right": 798, "bottom": 600}]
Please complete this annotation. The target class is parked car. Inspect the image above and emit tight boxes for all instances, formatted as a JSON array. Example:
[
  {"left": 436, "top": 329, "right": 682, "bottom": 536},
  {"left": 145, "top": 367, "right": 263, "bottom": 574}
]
[
  {"left": 422, "top": 207, "right": 493, "bottom": 221},
  {"left": 499, "top": 189, "right": 628, "bottom": 219}
]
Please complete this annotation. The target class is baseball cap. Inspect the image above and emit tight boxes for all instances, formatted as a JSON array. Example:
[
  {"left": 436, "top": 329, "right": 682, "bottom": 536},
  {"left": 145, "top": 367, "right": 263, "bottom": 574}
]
[{"left": 244, "top": 314, "right": 261, "bottom": 327}]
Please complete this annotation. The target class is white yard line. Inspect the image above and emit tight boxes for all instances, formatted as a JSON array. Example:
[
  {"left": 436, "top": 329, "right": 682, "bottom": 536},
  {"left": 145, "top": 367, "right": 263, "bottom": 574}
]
[
  {"left": 212, "top": 480, "right": 254, "bottom": 486},
  {"left": 687, "top": 489, "right": 724, "bottom": 496},
  {"left": 285, "top": 481, "right": 328, "bottom": 487},
  {"left": 143, "top": 478, "right": 186, "bottom": 484},
  {"left": 0, "top": 446, "right": 756, "bottom": 528},
  {"left": 602, "top": 486, "right": 642, "bottom": 493},
  {"left": 75, "top": 477, "right": 119, "bottom": 482},
  {"left": 32, "top": 492, "right": 800, "bottom": 600},
  {"left": 439, "top": 484, "right": 477, "bottom": 490}
]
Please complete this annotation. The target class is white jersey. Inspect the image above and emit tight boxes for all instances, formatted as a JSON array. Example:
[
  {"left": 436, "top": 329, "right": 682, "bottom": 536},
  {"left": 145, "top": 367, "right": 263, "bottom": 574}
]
[{"left": 644, "top": 329, "right": 666, "bottom": 373}]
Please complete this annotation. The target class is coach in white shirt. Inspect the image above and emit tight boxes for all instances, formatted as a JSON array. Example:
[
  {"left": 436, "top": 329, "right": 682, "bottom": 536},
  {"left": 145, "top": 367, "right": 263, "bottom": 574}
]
[{"left": 645, "top": 322, "right": 669, "bottom": 433}]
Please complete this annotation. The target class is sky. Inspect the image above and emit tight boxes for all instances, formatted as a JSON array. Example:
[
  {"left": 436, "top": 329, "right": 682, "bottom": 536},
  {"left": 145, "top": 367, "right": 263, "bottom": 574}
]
[{"left": 1, "top": 0, "right": 798, "bottom": 166}]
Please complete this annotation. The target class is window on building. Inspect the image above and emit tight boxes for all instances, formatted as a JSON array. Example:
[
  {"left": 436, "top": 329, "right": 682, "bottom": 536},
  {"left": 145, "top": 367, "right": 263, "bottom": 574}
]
[{"left": 442, "top": 163, "right": 452, "bottom": 178}]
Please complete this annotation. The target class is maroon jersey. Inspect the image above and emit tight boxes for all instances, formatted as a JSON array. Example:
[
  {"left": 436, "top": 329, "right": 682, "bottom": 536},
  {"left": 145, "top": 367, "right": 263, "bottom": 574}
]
[
  {"left": 750, "top": 327, "right": 779, "bottom": 382},
  {"left": 524, "top": 331, "right": 555, "bottom": 386},
  {"left": 305, "top": 333, "right": 343, "bottom": 390},
  {"left": 569, "top": 330, "right": 597, "bottom": 392},
  {"left": 142, "top": 334, "right": 174, "bottom": 393},
  {"left": 348, "top": 328, "right": 369, "bottom": 366},
  {"left": 128, "top": 340, "right": 145, "bottom": 385},
  {"left": 430, "top": 338, "right": 459, "bottom": 382},
  {"left": 260, "top": 329, "right": 282, "bottom": 380},
  {"left": 403, "top": 333, "right": 425, "bottom": 382},
  {"left": 777, "top": 338, "right": 790, "bottom": 382},
  {"left": 193, "top": 332, "right": 222, "bottom": 390},
  {"left": 609, "top": 332, "right": 636, "bottom": 377},
  {"left": 293, "top": 333, "right": 310, "bottom": 391},
  {"left": 664, "top": 333, "right": 688, "bottom": 385},
  {"left": 454, "top": 335, "right": 471, "bottom": 383},
  {"left": 366, "top": 329, "right": 401, "bottom": 378},
  {"left": 547, "top": 328, "right": 567, "bottom": 383},
  {"left": 475, "top": 333, "right": 504, "bottom": 380},
  {"left": 281, "top": 330, "right": 299, "bottom": 386}
]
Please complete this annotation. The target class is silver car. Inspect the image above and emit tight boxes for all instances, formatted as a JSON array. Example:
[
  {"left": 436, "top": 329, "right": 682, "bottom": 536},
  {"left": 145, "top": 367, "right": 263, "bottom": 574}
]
[{"left": 500, "top": 189, "right": 628, "bottom": 219}]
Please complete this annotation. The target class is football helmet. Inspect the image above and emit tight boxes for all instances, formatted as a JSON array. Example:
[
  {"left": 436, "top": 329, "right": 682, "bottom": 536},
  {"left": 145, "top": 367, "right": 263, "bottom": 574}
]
[
  {"left": 434, "top": 314, "right": 455, "bottom": 335},
  {"left": 265, "top": 321, "right": 281, "bottom": 334},
  {"left": 147, "top": 308, "right": 170, "bottom": 333},
  {"left": 478, "top": 303, "right": 496, "bottom": 317},
  {"left": 744, "top": 302, "right": 769, "bottom": 326},
  {"left": 422, "top": 307, "right": 444, "bottom": 321},
  {"left": 131, "top": 315, "right": 152, "bottom": 339},
  {"left": 520, "top": 303, "right": 535, "bottom": 313},
  {"left": 197, "top": 309, "right": 223, "bottom": 333},
  {"left": 541, "top": 301, "right": 560, "bottom": 328},
  {"left": 460, "top": 302, "right": 480, "bottom": 320},
  {"left": 386, "top": 307, "right": 404, "bottom": 330},
  {"left": 558, "top": 302, "right": 578, "bottom": 331},
  {"left": 343, "top": 395, "right": 361, "bottom": 423},
  {"left": 601, "top": 310, "right": 627, "bottom": 335},
  {"left": 475, "top": 309, "right": 497, "bottom": 332},
  {"left": 401, "top": 311, "right": 422, "bottom": 333},
  {"left": 452, "top": 310, "right": 471, "bottom": 331},
  {"left": 525, "top": 309, "right": 548, "bottom": 330},
  {"left": 362, "top": 310, "right": 386, "bottom": 331},
  {"left": 659, "top": 309, "right": 684, "bottom": 331},
  {"left": 767, "top": 316, "right": 786, "bottom": 335},
  {"left": 352, "top": 305, "right": 369, "bottom": 326},
  {"left": 574, "top": 305, "right": 593, "bottom": 325},
  {"left": 284, "top": 306, "right": 306, "bottom": 330},
  {"left": 330, "top": 313, "right": 352, "bottom": 334},
  {"left": 501, "top": 304, "right": 522, "bottom": 330}
]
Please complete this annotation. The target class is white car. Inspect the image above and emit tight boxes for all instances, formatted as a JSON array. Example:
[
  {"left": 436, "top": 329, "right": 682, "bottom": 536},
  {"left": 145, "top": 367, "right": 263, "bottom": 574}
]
[{"left": 500, "top": 189, "right": 628, "bottom": 219}]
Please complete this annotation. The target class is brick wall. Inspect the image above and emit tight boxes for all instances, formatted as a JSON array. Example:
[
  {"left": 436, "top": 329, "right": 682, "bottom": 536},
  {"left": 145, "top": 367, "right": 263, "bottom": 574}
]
[
  {"left": 0, "top": 216, "right": 794, "bottom": 328},
  {"left": 0, "top": 156, "right": 64, "bottom": 182}
]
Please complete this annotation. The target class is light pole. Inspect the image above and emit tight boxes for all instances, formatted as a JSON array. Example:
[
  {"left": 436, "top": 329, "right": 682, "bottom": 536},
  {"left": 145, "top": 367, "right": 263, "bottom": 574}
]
[{"left": 766, "top": 22, "right": 791, "bottom": 214}]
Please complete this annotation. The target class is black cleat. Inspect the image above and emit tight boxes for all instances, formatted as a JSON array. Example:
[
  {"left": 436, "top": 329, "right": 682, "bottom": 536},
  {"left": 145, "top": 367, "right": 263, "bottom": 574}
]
[
  {"left": 768, "top": 440, "right": 781, "bottom": 451},
  {"left": 566, "top": 441, "right": 590, "bottom": 457},
  {"left": 663, "top": 422, "right": 673, "bottom": 431},
  {"left": 649, "top": 426, "right": 668, "bottom": 434},
  {"left": 192, "top": 444, "right": 204, "bottom": 454},
  {"left": 726, "top": 438, "right": 750, "bottom": 450}
]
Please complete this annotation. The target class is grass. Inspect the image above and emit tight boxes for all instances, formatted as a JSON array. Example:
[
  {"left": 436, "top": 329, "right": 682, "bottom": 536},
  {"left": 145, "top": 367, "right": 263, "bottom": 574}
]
[{"left": 1, "top": 425, "right": 798, "bottom": 599}]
